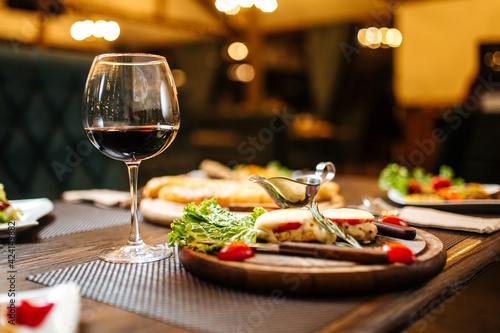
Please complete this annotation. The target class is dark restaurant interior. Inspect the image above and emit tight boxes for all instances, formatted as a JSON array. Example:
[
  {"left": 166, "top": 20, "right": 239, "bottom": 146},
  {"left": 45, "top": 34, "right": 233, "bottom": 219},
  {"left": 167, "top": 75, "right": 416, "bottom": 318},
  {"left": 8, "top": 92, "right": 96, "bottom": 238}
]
[{"left": 0, "top": 0, "right": 499, "bottom": 332}]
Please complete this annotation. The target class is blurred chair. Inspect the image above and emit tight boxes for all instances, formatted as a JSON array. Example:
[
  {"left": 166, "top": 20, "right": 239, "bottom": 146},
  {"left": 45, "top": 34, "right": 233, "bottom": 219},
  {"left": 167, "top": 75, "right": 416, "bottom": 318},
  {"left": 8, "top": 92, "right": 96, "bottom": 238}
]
[
  {"left": 0, "top": 45, "right": 128, "bottom": 199},
  {"left": 0, "top": 45, "right": 197, "bottom": 199}
]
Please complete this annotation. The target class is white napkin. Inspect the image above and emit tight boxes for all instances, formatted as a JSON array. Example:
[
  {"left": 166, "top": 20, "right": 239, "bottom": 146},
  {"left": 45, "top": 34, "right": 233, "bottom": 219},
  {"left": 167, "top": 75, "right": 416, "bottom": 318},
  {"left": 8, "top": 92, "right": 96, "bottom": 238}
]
[
  {"left": 62, "top": 189, "right": 130, "bottom": 208},
  {"left": 398, "top": 206, "right": 500, "bottom": 234}
]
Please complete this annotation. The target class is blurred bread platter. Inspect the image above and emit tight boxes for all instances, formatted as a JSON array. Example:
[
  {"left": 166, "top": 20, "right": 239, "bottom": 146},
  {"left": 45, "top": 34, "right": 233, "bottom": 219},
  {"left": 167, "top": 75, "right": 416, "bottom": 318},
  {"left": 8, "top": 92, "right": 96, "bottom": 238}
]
[{"left": 139, "top": 160, "right": 345, "bottom": 225}]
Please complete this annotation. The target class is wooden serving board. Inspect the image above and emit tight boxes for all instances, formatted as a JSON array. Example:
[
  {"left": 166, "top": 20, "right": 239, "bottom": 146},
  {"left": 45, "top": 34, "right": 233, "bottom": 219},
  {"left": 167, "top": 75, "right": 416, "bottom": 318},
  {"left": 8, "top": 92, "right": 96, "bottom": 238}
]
[{"left": 178, "top": 229, "right": 446, "bottom": 296}]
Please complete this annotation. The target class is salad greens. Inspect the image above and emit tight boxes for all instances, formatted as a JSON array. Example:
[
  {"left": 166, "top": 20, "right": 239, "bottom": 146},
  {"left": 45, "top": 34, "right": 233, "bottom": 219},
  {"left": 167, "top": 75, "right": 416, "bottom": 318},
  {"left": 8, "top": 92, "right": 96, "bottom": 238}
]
[
  {"left": 0, "top": 183, "right": 21, "bottom": 224},
  {"left": 168, "top": 198, "right": 266, "bottom": 253},
  {"left": 378, "top": 163, "right": 464, "bottom": 195},
  {"left": 265, "top": 160, "right": 291, "bottom": 177}
]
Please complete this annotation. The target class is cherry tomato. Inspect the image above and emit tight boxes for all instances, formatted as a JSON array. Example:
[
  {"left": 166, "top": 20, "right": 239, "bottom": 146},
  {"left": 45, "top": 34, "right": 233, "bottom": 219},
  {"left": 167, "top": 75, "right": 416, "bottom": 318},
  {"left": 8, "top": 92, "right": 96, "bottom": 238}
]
[
  {"left": 382, "top": 242, "right": 416, "bottom": 264},
  {"left": 273, "top": 222, "right": 302, "bottom": 232},
  {"left": 430, "top": 175, "right": 451, "bottom": 190},
  {"left": 0, "top": 201, "right": 9, "bottom": 210},
  {"left": 218, "top": 241, "right": 254, "bottom": 261},
  {"left": 15, "top": 300, "right": 55, "bottom": 327},
  {"left": 375, "top": 215, "right": 408, "bottom": 227},
  {"left": 407, "top": 179, "right": 421, "bottom": 194}
]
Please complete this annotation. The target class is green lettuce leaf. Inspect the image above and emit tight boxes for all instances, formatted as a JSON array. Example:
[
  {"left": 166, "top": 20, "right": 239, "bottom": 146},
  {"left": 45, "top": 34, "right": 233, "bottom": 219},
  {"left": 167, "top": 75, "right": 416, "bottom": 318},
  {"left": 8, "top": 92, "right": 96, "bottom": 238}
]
[{"left": 168, "top": 198, "right": 266, "bottom": 253}]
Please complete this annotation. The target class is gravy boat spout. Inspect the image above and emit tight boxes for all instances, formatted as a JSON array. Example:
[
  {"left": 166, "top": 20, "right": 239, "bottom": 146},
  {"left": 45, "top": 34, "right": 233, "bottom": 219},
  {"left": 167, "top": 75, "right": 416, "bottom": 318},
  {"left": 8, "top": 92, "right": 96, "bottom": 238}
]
[{"left": 248, "top": 162, "right": 335, "bottom": 209}]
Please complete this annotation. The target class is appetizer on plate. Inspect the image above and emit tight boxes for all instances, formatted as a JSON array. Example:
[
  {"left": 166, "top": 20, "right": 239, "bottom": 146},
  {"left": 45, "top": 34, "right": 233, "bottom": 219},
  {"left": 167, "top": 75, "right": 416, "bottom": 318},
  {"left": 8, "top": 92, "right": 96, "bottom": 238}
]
[
  {"left": 0, "top": 283, "right": 80, "bottom": 333},
  {"left": 0, "top": 184, "right": 22, "bottom": 224},
  {"left": 379, "top": 164, "right": 496, "bottom": 202},
  {"left": 199, "top": 159, "right": 290, "bottom": 180}
]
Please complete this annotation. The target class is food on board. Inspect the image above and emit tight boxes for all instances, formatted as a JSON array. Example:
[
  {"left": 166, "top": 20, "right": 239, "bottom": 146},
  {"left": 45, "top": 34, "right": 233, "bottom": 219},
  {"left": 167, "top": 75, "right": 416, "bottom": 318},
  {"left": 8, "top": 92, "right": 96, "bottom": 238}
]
[
  {"left": 375, "top": 215, "right": 408, "bottom": 227},
  {"left": 382, "top": 242, "right": 417, "bottom": 264},
  {"left": 322, "top": 208, "right": 378, "bottom": 244},
  {"left": 254, "top": 208, "right": 337, "bottom": 244},
  {"left": 217, "top": 241, "right": 254, "bottom": 261}
]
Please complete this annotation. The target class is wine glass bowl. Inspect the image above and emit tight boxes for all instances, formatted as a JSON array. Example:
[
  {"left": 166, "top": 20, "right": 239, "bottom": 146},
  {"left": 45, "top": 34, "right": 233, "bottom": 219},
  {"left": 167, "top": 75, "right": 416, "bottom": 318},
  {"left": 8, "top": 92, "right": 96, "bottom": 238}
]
[{"left": 82, "top": 53, "right": 179, "bottom": 263}]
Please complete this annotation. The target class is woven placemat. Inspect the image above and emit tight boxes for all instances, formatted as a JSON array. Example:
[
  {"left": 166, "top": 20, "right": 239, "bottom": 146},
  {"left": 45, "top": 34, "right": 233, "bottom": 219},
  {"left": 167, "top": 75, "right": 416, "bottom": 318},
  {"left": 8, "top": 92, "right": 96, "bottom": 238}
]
[
  {"left": 28, "top": 250, "right": 368, "bottom": 333},
  {"left": 423, "top": 228, "right": 470, "bottom": 250},
  {"left": 32, "top": 201, "right": 130, "bottom": 239}
]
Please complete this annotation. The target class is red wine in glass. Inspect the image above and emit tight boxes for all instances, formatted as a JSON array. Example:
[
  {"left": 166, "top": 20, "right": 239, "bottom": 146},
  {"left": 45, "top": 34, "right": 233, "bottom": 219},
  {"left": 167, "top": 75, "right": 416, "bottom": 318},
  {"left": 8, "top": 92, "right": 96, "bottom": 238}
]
[{"left": 85, "top": 125, "right": 178, "bottom": 161}]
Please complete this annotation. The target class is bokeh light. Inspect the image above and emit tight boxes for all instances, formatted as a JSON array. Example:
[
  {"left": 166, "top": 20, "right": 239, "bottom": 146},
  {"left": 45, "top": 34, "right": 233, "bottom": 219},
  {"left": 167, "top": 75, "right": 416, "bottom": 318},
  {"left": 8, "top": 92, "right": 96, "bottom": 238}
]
[
  {"left": 386, "top": 28, "right": 403, "bottom": 47},
  {"left": 103, "top": 21, "right": 120, "bottom": 41},
  {"left": 239, "top": 0, "right": 254, "bottom": 8},
  {"left": 485, "top": 51, "right": 500, "bottom": 71},
  {"left": 71, "top": 20, "right": 120, "bottom": 41},
  {"left": 216, "top": 0, "right": 277, "bottom": 13},
  {"left": 255, "top": 0, "right": 278, "bottom": 12},
  {"left": 172, "top": 69, "right": 187, "bottom": 87},
  {"left": 227, "top": 42, "right": 249, "bottom": 61},
  {"left": 92, "top": 20, "right": 107, "bottom": 38},
  {"left": 227, "top": 63, "right": 255, "bottom": 82},
  {"left": 357, "top": 27, "right": 402, "bottom": 49},
  {"left": 215, "top": 0, "right": 239, "bottom": 12},
  {"left": 70, "top": 21, "right": 87, "bottom": 41}
]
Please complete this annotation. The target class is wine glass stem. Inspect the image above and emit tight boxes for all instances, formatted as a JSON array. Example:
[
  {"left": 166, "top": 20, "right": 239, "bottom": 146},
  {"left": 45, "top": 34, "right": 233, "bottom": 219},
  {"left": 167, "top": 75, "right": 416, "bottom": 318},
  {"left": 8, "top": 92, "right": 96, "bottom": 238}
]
[{"left": 126, "top": 161, "right": 144, "bottom": 247}]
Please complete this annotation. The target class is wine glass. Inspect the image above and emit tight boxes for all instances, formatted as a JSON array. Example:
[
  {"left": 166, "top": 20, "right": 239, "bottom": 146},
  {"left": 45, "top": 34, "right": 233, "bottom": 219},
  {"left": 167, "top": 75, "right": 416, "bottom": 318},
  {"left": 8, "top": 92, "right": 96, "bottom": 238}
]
[{"left": 82, "top": 53, "right": 180, "bottom": 263}]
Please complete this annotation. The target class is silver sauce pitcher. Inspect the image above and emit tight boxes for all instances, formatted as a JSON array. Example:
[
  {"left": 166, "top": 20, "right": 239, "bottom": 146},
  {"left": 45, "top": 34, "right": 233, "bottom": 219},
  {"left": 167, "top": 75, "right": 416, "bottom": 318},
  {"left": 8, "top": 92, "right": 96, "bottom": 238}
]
[{"left": 248, "top": 162, "right": 335, "bottom": 209}]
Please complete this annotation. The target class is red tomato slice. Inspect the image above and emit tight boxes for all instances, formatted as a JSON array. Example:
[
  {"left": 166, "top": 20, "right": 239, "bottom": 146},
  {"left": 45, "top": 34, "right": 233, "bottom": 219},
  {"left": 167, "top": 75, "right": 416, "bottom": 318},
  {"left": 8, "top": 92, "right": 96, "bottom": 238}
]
[
  {"left": 0, "top": 201, "right": 9, "bottom": 210},
  {"left": 375, "top": 215, "right": 408, "bottom": 227},
  {"left": 430, "top": 175, "right": 451, "bottom": 190},
  {"left": 218, "top": 241, "right": 254, "bottom": 261},
  {"left": 15, "top": 300, "right": 55, "bottom": 327},
  {"left": 382, "top": 242, "right": 416, "bottom": 264},
  {"left": 407, "top": 179, "right": 421, "bottom": 194},
  {"left": 273, "top": 222, "right": 302, "bottom": 232}
]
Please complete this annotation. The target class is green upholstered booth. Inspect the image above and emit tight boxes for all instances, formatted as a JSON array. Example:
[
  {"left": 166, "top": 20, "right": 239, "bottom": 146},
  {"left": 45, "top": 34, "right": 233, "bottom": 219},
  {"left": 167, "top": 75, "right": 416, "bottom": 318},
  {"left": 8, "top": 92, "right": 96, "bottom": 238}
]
[{"left": 0, "top": 45, "right": 127, "bottom": 199}]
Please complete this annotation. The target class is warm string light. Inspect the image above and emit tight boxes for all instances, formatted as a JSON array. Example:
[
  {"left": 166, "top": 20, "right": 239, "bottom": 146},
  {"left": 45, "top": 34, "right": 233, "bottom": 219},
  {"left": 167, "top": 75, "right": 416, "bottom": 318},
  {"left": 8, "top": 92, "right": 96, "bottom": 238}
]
[
  {"left": 227, "top": 42, "right": 248, "bottom": 61},
  {"left": 215, "top": 0, "right": 278, "bottom": 15},
  {"left": 484, "top": 51, "right": 500, "bottom": 71},
  {"left": 357, "top": 27, "right": 402, "bottom": 49},
  {"left": 71, "top": 20, "right": 120, "bottom": 41},
  {"left": 225, "top": 41, "right": 254, "bottom": 82},
  {"left": 227, "top": 63, "right": 255, "bottom": 82}
]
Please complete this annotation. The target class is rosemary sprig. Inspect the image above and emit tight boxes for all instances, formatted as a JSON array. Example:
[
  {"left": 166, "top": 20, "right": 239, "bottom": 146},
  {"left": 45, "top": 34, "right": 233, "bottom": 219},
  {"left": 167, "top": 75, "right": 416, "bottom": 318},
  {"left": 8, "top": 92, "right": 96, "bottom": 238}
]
[{"left": 307, "top": 200, "right": 361, "bottom": 249}]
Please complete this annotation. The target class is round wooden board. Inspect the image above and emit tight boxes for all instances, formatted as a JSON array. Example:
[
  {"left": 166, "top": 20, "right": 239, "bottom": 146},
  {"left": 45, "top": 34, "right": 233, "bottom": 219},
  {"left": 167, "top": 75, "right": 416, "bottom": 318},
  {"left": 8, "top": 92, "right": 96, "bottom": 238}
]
[{"left": 178, "top": 229, "right": 447, "bottom": 296}]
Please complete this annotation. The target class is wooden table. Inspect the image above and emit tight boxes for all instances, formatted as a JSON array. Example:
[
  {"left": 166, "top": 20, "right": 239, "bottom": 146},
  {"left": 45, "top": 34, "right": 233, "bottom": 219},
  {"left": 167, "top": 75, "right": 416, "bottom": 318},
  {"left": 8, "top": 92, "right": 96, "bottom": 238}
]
[{"left": 2, "top": 175, "right": 499, "bottom": 332}]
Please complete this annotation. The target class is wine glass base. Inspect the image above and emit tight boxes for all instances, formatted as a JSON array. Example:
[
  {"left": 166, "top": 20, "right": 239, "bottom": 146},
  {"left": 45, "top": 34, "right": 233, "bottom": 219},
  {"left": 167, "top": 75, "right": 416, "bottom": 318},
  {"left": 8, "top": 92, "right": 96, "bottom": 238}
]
[{"left": 98, "top": 243, "right": 173, "bottom": 264}]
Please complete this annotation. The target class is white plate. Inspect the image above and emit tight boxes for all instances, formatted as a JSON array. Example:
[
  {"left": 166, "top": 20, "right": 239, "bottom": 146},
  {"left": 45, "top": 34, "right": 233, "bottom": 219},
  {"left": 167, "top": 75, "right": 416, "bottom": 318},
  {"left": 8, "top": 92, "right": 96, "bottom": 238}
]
[
  {"left": 0, "top": 283, "right": 80, "bottom": 332},
  {"left": 388, "top": 184, "right": 500, "bottom": 212},
  {"left": 0, "top": 198, "right": 54, "bottom": 238}
]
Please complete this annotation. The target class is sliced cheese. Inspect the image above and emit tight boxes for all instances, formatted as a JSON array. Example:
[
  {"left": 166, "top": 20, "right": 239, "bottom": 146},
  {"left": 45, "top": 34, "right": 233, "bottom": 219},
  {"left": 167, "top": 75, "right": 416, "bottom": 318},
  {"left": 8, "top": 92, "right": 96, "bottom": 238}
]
[{"left": 254, "top": 208, "right": 337, "bottom": 244}]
